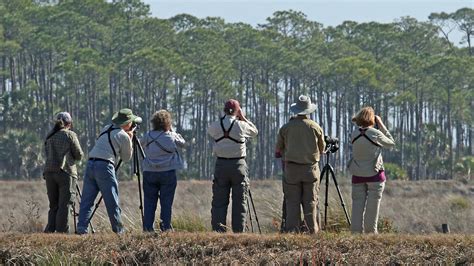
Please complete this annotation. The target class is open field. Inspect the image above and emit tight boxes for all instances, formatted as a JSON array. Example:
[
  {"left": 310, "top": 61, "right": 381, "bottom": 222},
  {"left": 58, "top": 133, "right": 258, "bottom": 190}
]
[
  {"left": 0, "top": 179, "right": 473, "bottom": 264},
  {"left": 1, "top": 179, "right": 473, "bottom": 234},
  {"left": 0, "top": 232, "right": 473, "bottom": 264}
]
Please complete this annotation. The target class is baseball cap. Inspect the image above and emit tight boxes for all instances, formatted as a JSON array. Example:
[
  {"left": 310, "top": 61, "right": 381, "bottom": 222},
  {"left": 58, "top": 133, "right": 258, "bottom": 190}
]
[
  {"left": 56, "top": 112, "right": 72, "bottom": 124},
  {"left": 224, "top": 99, "right": 241, "bottom": 113}
]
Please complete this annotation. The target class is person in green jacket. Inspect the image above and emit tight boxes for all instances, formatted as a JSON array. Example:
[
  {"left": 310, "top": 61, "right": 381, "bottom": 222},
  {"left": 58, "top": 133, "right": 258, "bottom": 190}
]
[{"left": 43, "top": 112, "right": 83, "bottom": 233}]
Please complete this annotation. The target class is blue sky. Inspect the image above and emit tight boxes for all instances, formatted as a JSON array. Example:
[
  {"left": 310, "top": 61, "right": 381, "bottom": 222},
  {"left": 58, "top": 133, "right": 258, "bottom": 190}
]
[{"left": 143, "top": 0, "right": 472, "bottom": 46}]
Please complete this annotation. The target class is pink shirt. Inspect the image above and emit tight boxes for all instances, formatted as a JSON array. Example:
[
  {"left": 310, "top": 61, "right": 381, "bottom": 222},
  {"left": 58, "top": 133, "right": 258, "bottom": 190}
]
[{"left": 352, "top": 170, "right": 386, "bottom": 184}]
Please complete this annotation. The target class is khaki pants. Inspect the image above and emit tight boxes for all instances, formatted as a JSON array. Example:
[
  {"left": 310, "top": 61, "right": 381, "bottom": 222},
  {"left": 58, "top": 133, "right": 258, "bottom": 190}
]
[
  {"left": 351, "top": 181, "right": 385, "bottom": 234},
  {"left": 283, "top": 162, "right": 320, "bottom": 233}
]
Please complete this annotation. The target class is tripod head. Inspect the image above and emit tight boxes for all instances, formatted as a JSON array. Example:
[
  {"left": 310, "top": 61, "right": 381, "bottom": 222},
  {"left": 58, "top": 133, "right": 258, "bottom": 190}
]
[
  {"left": 324, "top": 135, "right": 339, "bottom": 154},
  {"left": 129, "top": 116, "right": 143, "bottom": 133},
  {"left": 131, "top": 130, "right": 146, "bottom": 160}
]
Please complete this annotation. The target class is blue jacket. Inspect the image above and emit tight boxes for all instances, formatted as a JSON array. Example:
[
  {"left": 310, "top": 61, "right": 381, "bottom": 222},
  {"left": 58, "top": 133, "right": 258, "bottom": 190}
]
[{"left": 140, "top": 130, "right": 186, "bottom": 172}]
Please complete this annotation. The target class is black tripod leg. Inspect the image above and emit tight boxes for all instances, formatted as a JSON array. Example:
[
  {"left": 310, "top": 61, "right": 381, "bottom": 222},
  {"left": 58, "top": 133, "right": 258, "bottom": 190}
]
[
  {"left": 247, "top": 198, "right": 254, "bottom": 233},
  {"left": 328, "top": 167, "right": 351, "bottom": 226},
  {"left": 72, "top": 202, "right": 77, "bottom": 234},
  {"left": 248, "top": 189, "right": 261, "bottom": 234},
  {"left": 87, "top": 196, "right": 102, "bottom": 233},
  {"left": 320, "top": 165, "right": 330, "bottom": 229},
  {"left": 132, "top": 134, "right": 145, "bottom": 229}
]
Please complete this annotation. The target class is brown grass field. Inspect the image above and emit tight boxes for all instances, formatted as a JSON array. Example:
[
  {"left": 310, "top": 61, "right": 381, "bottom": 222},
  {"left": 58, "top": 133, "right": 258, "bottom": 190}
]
[{"left": 0, "top": 179, "right": 473, "bottom": 263}]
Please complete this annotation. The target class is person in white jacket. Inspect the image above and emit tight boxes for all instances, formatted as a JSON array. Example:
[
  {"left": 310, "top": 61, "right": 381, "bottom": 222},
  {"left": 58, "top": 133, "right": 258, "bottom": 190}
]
[
  {"left": 140, "top": 110, "right": 186, "bottom": 232},
  {"left": 348, "top": 106, "right": 395, "bottom": 234},
  {"left": 207, "top": 99, "right": 258, "bottom": 233}
]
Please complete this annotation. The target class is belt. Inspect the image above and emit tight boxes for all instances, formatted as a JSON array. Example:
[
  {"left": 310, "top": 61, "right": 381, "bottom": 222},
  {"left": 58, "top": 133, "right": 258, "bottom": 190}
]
[
  {"left": 217, "top": 157, "right": 245, "bottom": 160},
  {"left": 89, "top": 157, "right": 114, "bottom": 164},
  {"left": 286, "top": 161, "right": 315, "bottom": 166}
]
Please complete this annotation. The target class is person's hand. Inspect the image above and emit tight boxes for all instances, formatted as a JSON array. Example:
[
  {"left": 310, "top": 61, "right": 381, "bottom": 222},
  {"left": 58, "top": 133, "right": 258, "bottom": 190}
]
[
  {"left": 375, "top": 115, "right": 385, "bottom": 129},
  {"left": 237, "top": 109, "right": 248, "bottom": 122}
]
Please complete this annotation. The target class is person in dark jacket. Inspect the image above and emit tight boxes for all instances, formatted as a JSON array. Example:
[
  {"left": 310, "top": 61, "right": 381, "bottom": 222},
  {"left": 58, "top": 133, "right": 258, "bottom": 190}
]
[{"left": 43, "top": 112, "right": 83, "bottom": 233}]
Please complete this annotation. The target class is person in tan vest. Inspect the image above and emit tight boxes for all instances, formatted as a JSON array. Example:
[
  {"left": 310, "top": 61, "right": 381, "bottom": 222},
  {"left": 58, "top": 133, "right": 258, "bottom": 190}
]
[{"left": 276, "top": 95, "right": 325, "bottom": 233}]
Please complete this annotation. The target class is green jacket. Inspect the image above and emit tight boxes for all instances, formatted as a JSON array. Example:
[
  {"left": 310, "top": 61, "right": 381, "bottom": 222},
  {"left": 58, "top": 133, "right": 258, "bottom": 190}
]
[{"left": 44, "top": 129, "right": 83, "bottom": 178}]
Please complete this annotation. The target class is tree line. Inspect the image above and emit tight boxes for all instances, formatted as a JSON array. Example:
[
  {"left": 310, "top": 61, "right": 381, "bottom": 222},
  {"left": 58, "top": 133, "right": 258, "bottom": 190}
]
[{"left": 0, "top": 0, "right": 472, "bottom": 180}]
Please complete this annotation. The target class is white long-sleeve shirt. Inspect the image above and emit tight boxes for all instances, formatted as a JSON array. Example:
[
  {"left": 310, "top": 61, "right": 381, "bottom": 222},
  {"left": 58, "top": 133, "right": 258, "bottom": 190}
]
[
  {"left": 88, "top": 124, "right": 133, "bottom": 164},
  {"left": 207, "top": 115, "right": 258, "bottom": 158}
]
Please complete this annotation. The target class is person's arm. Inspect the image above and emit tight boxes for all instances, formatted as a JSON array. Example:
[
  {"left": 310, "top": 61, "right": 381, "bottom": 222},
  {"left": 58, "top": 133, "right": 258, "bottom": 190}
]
[
  {"left": 315, "top": 125, "right": 326, "bottom": 155},
  {"left": 172, "top": 132, "right": 186, "bottom": 148},
  {"left": 375, "top": 128, "right": 395, "bottom": 148},
  {"left": 119, "top": 132, "right": 133, "bottom": 162},
  {"left": 70, "top": 132, "right": 83, "bottom": 161},
  {"left": 237, "top": 109, "right": 258, "bottom": 138},
  {"left": 242, "top": 120, "right": 258, "bottom": 138},
  {"left": 275, "top": 127, "right": 285, "bottom": 158},
  {"left": 374, "top": 116, "right": 395, "bottom": 148},
  {"left": 207, "top": 121, "right": 219, "bottom": 139}
]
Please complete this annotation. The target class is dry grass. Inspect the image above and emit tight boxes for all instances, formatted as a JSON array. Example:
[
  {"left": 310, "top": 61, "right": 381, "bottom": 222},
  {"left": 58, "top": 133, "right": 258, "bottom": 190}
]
[
  {"left": 0, "top": 232, "right": 472, "bottom": 264},
  {"left": 0, "top": 179, "right": 473, "bottom": 264},
  {"left": 1, "top": 179, "right": 472, "bottom": 234}
]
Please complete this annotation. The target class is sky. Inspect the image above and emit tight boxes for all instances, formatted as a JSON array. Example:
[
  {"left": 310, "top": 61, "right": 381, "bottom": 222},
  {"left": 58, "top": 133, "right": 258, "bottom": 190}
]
[{"left": 143, "top": 0, "right": 472, "bottom": 46}]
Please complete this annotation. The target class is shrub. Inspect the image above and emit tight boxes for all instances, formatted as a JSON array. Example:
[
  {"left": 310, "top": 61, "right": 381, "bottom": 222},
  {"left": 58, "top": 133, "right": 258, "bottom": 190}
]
[
  {"left": 378, "top": 216, "right": 397, "bottom": 233},
  {"left": 454, "top": 156, "right": 474, "bottom": 179},
  {"left": 449, "top": 196, "right": 469, "bottom": 211},
  {"left": 0, "top": 130, "right": 44, "bottom": 180},
  {"left": 384, "top": 163, "right": 408, "bottom": 181},
  {"left": 172, "top": 214, "right": 208, "bottom": 232}
]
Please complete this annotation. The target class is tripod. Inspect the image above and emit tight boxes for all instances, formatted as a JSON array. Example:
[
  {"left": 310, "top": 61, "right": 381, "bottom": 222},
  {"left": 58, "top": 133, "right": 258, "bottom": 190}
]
[
  {"left": 72, "top": 184, "right": 95, "bottom": 234},
  {"left": 245, "top": 189, "right": 261, "bottom": 233},
  {"left": 320, "top": 150, "right": 351, "bottom": 229},
  {"left": 84, "top": 129, "right": 146, "bottom": 231},
  {"left": 131, "top": 131, "right": 146, "bottom": 225}
]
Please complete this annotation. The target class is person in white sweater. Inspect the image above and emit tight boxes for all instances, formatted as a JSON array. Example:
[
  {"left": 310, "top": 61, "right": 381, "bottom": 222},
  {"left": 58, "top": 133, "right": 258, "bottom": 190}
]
[{"left": 77, "top": 108, "right": 137, "bottom": 234}]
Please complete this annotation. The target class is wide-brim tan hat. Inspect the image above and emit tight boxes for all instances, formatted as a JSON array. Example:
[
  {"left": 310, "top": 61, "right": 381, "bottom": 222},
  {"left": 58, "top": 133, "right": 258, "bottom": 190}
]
[{"left": 290, "top": 95, "right": 317, "bottom": 115}]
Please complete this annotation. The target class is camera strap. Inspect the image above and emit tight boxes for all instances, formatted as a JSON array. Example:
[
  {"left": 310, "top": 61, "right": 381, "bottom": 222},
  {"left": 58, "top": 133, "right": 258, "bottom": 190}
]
[
  {"left": 352, "top": 128, "right": 382, "bottom": 147},
  {"left": 97, "top": 125, "right": 120, "bottom": 158},
  {"left": 215, "top": 115, "right": 245, "bottom": 144}
]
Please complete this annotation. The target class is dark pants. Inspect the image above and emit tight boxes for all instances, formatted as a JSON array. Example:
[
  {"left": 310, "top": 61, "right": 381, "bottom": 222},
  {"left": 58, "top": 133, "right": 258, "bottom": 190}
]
[
  {"left": 211, "top": 158, "right": 249, "bottom": 233},
  {"left": 44, "top": 171, "right": 76, "bottom": 233},
  {"left": 143, "top": 170, "right": 177, "bottom": 232}
]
